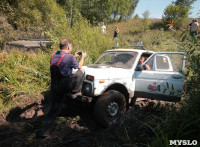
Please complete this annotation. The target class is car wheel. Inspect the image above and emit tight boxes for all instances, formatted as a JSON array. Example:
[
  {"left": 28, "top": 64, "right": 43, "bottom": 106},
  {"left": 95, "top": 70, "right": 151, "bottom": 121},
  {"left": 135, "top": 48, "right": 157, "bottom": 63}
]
[{"left": 94, "top": 90, "right": 126, "bottom": 128}]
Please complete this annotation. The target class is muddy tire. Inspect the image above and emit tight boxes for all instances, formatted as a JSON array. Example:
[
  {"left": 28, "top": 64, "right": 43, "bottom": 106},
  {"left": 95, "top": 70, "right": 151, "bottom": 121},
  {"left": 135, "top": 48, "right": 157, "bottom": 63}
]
[{"left": 94, "top": 90, "right": 126, "bottom": 128}]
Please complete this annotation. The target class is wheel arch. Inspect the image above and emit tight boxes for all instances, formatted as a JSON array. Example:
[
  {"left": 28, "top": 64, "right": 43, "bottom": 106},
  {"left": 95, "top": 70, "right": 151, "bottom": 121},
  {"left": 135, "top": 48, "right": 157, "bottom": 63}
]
[{"left": 103, "top": 83, "right": 129, "bottom": 104}]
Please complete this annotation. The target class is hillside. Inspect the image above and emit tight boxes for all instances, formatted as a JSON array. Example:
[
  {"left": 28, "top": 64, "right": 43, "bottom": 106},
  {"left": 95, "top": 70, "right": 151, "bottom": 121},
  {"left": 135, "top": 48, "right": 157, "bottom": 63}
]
[{"left": 0, "top": 19, "right": 200, "bottom": 146}]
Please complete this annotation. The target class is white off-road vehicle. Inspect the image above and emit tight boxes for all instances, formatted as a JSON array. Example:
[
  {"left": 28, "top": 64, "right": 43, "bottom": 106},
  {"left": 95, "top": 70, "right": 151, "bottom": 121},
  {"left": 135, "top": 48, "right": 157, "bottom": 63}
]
[{"left": 80, "top": 47, "right": 186, "bottom": 127}]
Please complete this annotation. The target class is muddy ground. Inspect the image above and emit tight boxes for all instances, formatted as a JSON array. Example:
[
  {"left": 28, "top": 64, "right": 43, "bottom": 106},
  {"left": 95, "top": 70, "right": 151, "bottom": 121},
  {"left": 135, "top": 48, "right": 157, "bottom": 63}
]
[{"left": 0, "top": 92, "right": 175, "bottom": 147}]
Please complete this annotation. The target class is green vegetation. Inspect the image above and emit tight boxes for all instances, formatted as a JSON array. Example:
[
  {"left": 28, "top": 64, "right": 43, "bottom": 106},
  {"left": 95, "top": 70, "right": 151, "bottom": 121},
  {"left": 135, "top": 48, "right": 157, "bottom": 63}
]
[
  {"left": 56, "top": 0, "right": 139, "bottom": 24},
  {"left": 0, "top": 0, "right": 139, "bottom": 49},
  {"left": 0, "top": 50, "right": 51, "bottom": 111},
  {"left": 0, "top": 0, "right": 200, "bottom": 146},
  {"left": 162, "top": 0, "right": 196, "bottom": 29},
  {"left": 149, "top": 32, "right": 200, "bottom": 146}
]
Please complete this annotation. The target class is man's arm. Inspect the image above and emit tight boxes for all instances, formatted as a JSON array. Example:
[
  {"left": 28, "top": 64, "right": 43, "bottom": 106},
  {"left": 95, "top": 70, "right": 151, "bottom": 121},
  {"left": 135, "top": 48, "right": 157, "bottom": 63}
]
[
  {"left": 145, "top": 64, "right": 150, "bottom": 70},
  {"left": 74, "top": 52, "right": 87, "bottom": 69}
]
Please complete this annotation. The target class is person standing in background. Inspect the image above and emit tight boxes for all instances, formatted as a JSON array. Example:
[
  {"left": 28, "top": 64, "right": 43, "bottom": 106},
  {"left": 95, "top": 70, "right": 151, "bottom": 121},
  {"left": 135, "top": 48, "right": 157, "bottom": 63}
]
[
  {"left": 190, "top": 19, "right": 199, "bottom": 40},
  {"left": 113, "top": 25, "right": 119, "bottom": 40},
  {"left": 188, "top": 20, "right": 195, "bottom": 33},
  {"left": 101, "top": 22, "right": 106, "bottom": 35}
]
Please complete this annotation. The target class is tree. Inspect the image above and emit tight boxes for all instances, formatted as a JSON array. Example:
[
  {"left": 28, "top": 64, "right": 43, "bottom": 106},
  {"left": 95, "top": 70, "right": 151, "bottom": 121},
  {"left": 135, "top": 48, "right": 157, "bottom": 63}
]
[
  {"left": 142, "top": 10, "right": 151, "bottom": 31},
  {"left": 128, "top": 0, "right": 139, "bottom": 19},
  {"left": 163, "top": 4, "right": 188, "bottom": 29},
  {"left": 133, "top": 14, "right": 140, "bottom": 19},
  {"left": 173, "top": 0, "right": 196, "bottom": 9},
  {"left": 56, "top": 0, "right": 140, "bottom": 24},
  {"left": 162, "top": 0, "right": 196, "bottom": 29}
]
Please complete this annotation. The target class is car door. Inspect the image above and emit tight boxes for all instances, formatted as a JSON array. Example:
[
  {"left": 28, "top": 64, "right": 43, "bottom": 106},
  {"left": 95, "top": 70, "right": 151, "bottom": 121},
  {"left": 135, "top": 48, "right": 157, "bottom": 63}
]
[{"left": 134, "top": 52, "right": 186, "bottom": 102}]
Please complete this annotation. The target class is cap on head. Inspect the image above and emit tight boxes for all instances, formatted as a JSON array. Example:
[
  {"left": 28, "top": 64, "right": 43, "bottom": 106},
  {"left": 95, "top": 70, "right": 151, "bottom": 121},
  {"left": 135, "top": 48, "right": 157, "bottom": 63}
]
[{"left": 60, "top": 39, "right": 71, "bottom": 50}]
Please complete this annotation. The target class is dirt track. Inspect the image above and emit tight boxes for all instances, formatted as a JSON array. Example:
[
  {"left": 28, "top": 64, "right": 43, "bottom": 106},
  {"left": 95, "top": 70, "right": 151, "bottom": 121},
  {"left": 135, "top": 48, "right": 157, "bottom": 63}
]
[{"left": 0, "top": 93, "right": 171, "bottom": 147}]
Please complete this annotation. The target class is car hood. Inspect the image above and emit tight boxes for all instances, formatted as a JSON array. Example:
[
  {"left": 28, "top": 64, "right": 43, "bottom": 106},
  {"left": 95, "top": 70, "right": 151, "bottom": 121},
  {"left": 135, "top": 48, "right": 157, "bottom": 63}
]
[{"left": 81, "top": 65, "right": 132, "bottom": 80}]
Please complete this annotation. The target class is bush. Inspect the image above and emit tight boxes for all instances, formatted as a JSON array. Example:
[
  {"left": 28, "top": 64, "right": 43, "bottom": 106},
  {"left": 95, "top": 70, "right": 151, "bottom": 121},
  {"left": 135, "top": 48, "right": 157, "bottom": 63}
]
[
  {"left": 0, "top": 0, "right": 66, "bottom": 48},
  {"left": 162, "top": 4, "right": 189, "bottom": 29},
  {"left": 0, "top": 15, "right": 16, "bottom": 49},
  {"left": 46, "top": 16, "right": 113, "bottom": 64},
  {"left": 142, "top": 10, "right": 151, "bottom": 32},
  {"left": 133, "top": 14, "right": 140, "bottom": 20}
]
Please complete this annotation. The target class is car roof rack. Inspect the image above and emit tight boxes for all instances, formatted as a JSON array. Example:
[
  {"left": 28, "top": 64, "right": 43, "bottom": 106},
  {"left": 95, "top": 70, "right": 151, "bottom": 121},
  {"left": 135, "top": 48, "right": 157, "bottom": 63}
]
[
  {"left": 112, "top": 41, "right": 147, "bottom": 50},
  {"left": 112, "top": 46, "right": 147, "bottom": 50}
]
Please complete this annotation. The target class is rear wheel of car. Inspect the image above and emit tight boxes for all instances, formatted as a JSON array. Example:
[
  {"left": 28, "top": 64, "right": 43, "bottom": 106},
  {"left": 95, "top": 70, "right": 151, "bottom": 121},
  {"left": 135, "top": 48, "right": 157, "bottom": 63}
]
[{"left": 94, "top": 90, "right": 126, "bottom": 128}]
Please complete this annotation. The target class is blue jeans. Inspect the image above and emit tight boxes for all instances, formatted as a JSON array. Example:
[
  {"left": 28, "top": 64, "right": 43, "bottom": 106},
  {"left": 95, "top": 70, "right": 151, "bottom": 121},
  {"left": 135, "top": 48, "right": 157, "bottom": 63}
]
[{"left": 190, "top": 31, "right": 198, "bottom": 39}]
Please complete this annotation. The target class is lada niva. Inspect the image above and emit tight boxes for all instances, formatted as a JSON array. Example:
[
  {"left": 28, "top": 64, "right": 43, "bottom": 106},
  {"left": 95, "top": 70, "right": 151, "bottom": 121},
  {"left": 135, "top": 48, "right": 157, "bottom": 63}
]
[{"left": 78, "top": 47, "right": 186, "bottom": 127}]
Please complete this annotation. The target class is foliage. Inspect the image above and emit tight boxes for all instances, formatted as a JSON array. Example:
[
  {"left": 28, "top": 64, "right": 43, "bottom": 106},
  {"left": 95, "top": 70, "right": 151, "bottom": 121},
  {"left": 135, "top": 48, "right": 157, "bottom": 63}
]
[
  {"left": 0, "top": 50, "right": 51, "bottom": 109},
  {"left": 56, "top": 0, "right": 139, "bottom": 24},
  {"left": 149, "top": 31, "right": 200, "bottom": 146},
  {"left": 133, "top": 14, "right": 140, "bottom": 19},
  {"left": 162, "top": 0, "right": 196, "bottom": 29},
  {"left": 1, "top": 0, "right": 65, "bottom": 31},
  {"left": 0, "top": 0, "right": 140, "bottom": 49},
  {"left": 0, "top": 0, "right": 66, "bottom": 48},
  {"left": 162, "top": 4, "right": 189, "bottom": 29},
  {"left": 46, "top": 16, "right": 113, "bottom": 64},
  {"left": 142, "top": 10, "right": 151, "bottom": 32},
  {"left": 173, "top": 0, "right": 197, "bottom": 9},
  {"left": 0, "top": 14, "right": 16, "bottom": 48}
]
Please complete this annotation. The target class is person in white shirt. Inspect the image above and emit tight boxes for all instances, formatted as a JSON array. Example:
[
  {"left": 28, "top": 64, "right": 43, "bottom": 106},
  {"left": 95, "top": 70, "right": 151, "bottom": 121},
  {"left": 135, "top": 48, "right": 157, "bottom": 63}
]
[
  {"left": 190, "top": 20, "right": 199, "bottom": 39},
  {"left": 101, "top": 22, "right": 106, "bottom": 35}
]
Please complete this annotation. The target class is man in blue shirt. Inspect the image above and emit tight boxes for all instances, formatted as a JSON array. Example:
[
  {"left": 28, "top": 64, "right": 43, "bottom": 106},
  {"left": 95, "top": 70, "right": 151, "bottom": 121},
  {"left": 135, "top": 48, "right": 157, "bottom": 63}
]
[{"left": 39, "top": 39, "right": 86, "bottom": 138}]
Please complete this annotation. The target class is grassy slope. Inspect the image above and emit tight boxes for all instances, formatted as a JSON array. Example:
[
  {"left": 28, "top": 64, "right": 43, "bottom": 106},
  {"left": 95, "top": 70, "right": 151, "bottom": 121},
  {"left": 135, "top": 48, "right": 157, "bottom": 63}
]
[{"left": 106, "top": 19, "right": 181, "bottom": 51}]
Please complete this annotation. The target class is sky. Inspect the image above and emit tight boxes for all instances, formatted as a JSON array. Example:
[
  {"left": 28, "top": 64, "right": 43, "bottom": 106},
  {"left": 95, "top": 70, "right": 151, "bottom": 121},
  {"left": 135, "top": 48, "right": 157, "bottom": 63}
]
[{"left": 134, "top": 0, "right": 200, "bottom": 19}]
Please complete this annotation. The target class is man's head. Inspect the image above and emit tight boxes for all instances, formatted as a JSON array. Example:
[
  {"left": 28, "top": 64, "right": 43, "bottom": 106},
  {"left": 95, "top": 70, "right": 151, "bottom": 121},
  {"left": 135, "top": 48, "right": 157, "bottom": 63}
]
[
  {"left": 60, "top": 39, "right": 71, "bottom": 53},
  {"left": 139, "top": 56, "right": 146, "bottom": 64},
  {"left": 101, "top": 22, "right": 104, "bottom": 26}
]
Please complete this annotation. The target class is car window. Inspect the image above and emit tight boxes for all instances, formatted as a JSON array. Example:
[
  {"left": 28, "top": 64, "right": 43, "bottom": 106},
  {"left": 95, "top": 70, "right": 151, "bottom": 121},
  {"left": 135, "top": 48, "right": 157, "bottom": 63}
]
[
  {"left": 156, "top": 56, "right": 169, "bottom": 70},
  {"left": 146, "top": 57, "right": 154, "bottom": 70},
  {"left": 95, "top": 51, "right": 137, "bottom": 69},
  {"left": 144, "top": 53, "right": 185, "bottom": 72}
]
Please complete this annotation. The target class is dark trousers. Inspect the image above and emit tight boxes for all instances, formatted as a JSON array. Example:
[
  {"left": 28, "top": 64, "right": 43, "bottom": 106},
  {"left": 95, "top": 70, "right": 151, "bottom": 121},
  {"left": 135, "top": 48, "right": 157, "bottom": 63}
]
[
  {"left": 190, "top": 31, "right": 198, "bottom": 39},
  {"left": 40, "top": 70, "right": 84, "bottom": 136}
]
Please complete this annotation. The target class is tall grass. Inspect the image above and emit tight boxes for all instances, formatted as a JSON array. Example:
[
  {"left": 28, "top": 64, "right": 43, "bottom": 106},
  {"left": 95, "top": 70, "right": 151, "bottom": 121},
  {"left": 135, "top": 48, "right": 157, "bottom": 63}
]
[
  {"left": 106, "top": 19, "right": 181, "bottom": 51},
  {"left": 0, "top": 50, "right": 51, "bottom": 111},
  {"left": 148, "top": 32, "right": 200, "bottom": 146}
]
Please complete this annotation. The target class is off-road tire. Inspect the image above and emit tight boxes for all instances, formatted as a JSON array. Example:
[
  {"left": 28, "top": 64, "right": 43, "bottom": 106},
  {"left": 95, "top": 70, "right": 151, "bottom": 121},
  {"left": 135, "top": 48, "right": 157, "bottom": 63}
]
[{"left": 94, "top": 90, "right": 126, "bottom": 128}]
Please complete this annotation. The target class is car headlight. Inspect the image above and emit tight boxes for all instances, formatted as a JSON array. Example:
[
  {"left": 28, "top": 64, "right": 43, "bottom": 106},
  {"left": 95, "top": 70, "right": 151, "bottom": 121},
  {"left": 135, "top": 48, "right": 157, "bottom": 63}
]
[{"left": 82, "top": 82, "right": 93, "bottom": 97}]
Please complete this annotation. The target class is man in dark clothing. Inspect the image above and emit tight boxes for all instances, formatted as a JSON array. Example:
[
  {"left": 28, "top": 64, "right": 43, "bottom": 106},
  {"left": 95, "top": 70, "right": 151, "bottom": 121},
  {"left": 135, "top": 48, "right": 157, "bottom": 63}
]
[{"left": 39, "top": 39, "right": 86, "bottom": 138}]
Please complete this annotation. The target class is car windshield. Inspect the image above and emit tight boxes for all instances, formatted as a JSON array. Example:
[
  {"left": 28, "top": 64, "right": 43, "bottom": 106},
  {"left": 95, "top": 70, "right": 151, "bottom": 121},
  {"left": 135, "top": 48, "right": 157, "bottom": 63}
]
[{"left": 94, "top": 51, "right": 137, "bottom": 69}]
